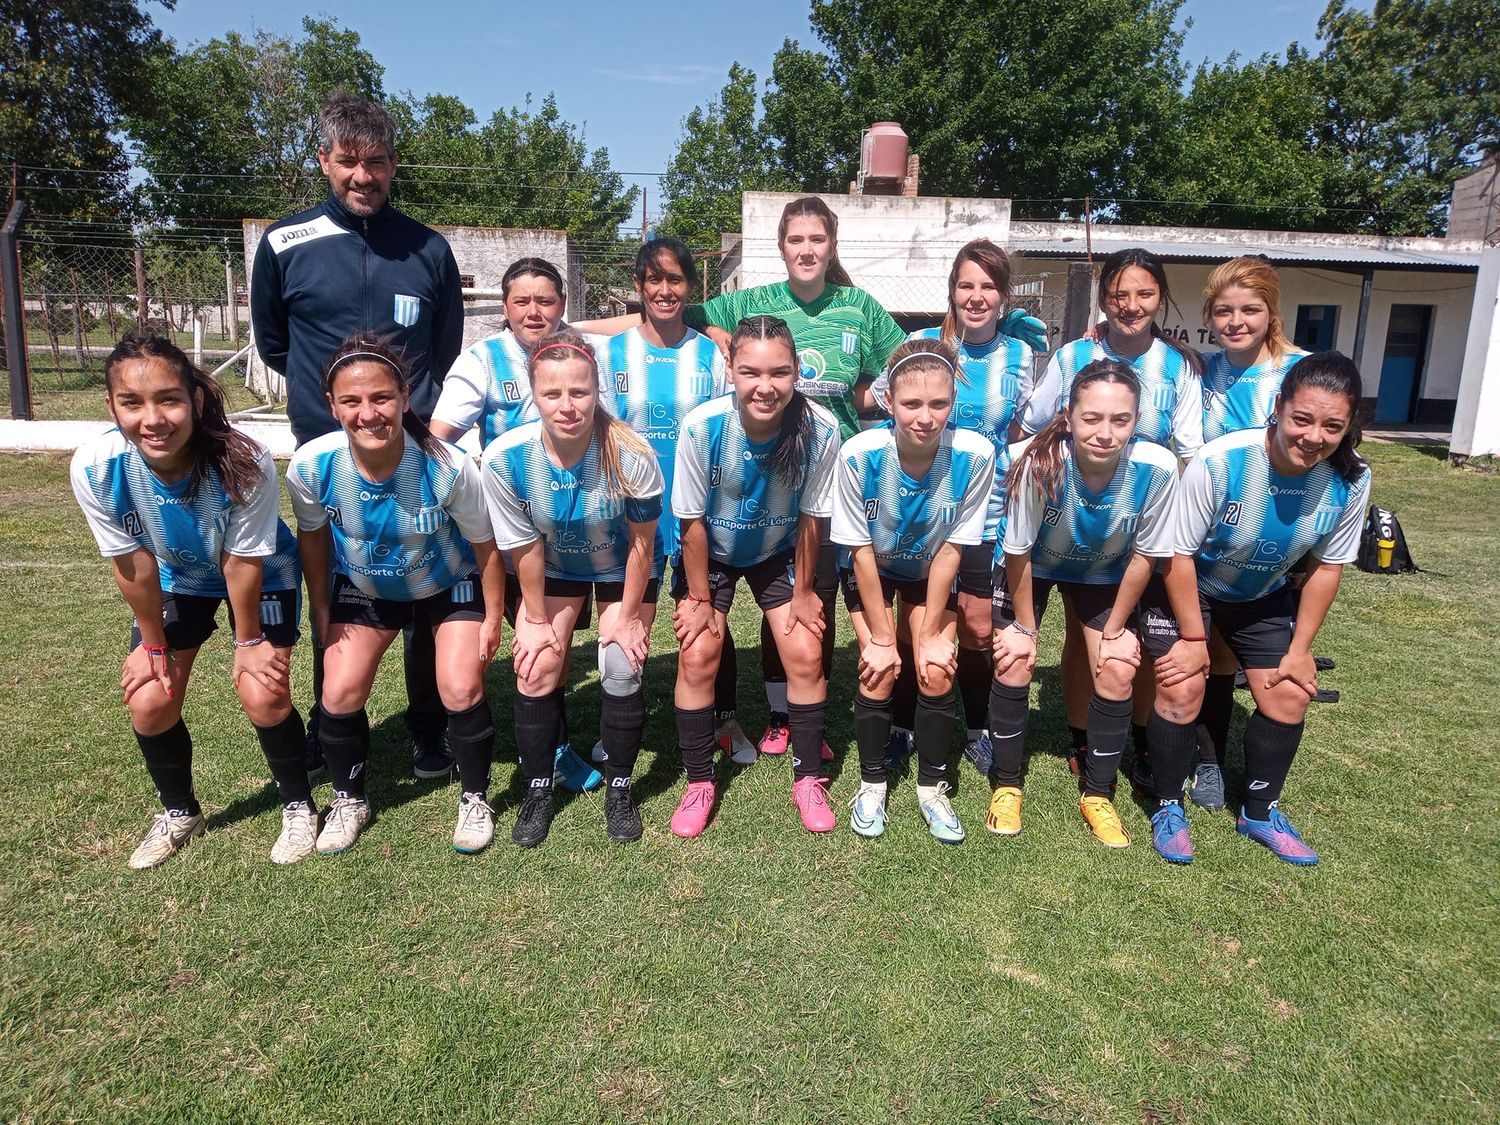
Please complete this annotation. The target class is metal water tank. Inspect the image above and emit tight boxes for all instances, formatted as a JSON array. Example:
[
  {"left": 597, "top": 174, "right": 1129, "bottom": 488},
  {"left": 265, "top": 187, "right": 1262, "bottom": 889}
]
[{"left": 861, "top": 122, "right": 909, "bottom": 182}]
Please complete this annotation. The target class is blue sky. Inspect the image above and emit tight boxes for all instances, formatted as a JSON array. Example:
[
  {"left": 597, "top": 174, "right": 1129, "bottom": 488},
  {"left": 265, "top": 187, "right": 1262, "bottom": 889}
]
[{"left": 151, "top": 0, "right": 1353, "bottom": 215}]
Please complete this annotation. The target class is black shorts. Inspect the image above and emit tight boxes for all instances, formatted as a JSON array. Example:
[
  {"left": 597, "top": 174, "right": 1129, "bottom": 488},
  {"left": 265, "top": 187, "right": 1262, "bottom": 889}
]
[
  {"left": 544, "top": 575, "right": 661, "bottom": 606},
  {"left": 839, "top": 569, "right": 959, "bottom": 615},
  {"left": 329, "top": 573, "right": 486, "bottom": 631},
  {"left": 130, "top": 588, "right": 300, "bottom": 651},
  {"left": 671, "top": 549, "right": 799, "bottom": 614},
  {"left": 990, "top": 565, "right": 1119, "bottom": 635},
  {"left": 1139, "top": 579, "right": 1294, "bottom": 670},
  {"left": 956, "top": 541, "right": 996, "bottom": 599}
]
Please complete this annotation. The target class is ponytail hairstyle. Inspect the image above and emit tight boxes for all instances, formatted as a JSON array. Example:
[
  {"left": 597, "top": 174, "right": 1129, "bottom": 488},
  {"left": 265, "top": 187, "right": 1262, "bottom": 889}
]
[
  {"left": 941, "top": 238, "right": 1014, "bottom": 351},
  {"left": 1003, "top": 359, "right": 1140, "bottom": 505},
  {"left": 104, "top": 331, "right": 263, "bottom": 504},
  {"left": 777, "top": 196, "right": 854, "bottom": 289},
  {"left": 322, "top": 336, "right": 444, "bottom": 462},
  {"left": 633, "top": 236, "right": 698, "bottom": 288},
  {"left": 883, "top": 337, "right": 959, "bottom": 400},
  {"left": 1202, "top": 254, "right": 1292, "bottom": 361},
  {"left": 1272, "top": 350, "right": 1367, "bottom": 483},
  {"left": 527, "top": 330, "right": 655, "bottom": 499},
  {"left": 728, "top": 314, "right": 815, "bottom": 490},
  {"left": 1097, "top": 248, "right": 1203, "bottom": 374}
]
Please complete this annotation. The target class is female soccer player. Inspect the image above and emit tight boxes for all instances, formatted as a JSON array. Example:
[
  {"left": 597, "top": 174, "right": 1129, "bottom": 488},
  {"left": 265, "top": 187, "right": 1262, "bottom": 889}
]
[
  {"left": 72, "top": 333, "right": 310, "bottom": 868},
  {"left": 481, "top": 331, "right": 663, "bottom": 847},
  {"left": 1142, "top": 352, "right": 1370, "bottom": 866},
  {"left": 835, "top": 341, "right": 994, "bottom": 842},
  {"left": 989, "top": 360, "right": 1185, "bottom": 847},
  {"left": 669, "top": 315, "right": 843, "bottom": 837},
  {"left": 286, "top": 338, "right": 504, "bottom": 856}
]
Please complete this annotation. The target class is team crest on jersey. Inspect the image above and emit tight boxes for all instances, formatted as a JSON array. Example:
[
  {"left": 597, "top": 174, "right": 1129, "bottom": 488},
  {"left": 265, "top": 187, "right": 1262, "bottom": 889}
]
[
  {"left": 122, "top": 509, "right": 142, "bottom": 537},
  {"left": 393, "top": 294, "right": 421, "bottom": 327},
  {"left": 1151, "top": 385, "right": 1174, "bottom": 413},
  {"left": 259, "top": 596, "right": 285, "bottom": 626},
  {"left": 1043, "top": 506, "right": 1063, "bottom": 526},
  {"left": 1224, "top": 501, "right": 1242, "bottom": 527},
  {"left": 413, "top": 506, "right": 445, "bottom": 535},
  {"left": 864, "top": 498, "right": 879, "bottom": 521},
  {"left": 841, "top": 330, "right": 857, "bottom": 355},
  {"left": 614, "top": 370, "right": 629, "bottom": 394},
  {"left": 1314, "top": 506, "right": 1340, "bottom": 535},
  {"left": 939, "top": 503, "right": 958, "bottom": 525},
  {"left": 450, "top": 580, "right": 474, "bottom": 604}
]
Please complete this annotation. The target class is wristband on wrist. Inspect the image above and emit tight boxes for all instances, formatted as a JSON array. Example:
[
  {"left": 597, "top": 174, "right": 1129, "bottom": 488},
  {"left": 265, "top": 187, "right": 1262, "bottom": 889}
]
[
  {"left": 233, "top": 634, "right": 267, "bottom": 649},
  {"left": 1178, "top": 634, "right": 1208, "bottom": 643},
  {"left": 1101, "top": 628, "right": 1126, "bottom": 642},
  {"left": 1009, "top": 622, "right": 1038, "bottom": 639},
  {"left": 869, "top": 637, "right": 896, "bottom": 647},
  {"left": 524, "top": 616, "right": 550, "bottom": 627},
  {"left": 683, "top": 592, "right": 712, "bottom": 605}
]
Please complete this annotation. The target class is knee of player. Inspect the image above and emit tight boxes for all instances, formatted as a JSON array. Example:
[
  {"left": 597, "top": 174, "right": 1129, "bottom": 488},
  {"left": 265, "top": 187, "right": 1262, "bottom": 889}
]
[
  {"left": 1094, "top": 660, "right": 1136, "bottom": 699},
  {"left": 598, "top": 641, "right": 643, "bottom": 697},
  {"left": 437, "top": 677, "right": 486, "bottom": 713},
  {"left": 320, "top": 676, "right": 372, "bottom": 717},
  {"left": 236, "top": 679, "right": 291, "bottom": 727},
  {"left": 1154, "top": 678, "right": 1204, "bottom": 721},
  {"left": 922, "top": 665, "right": 955, "bottom": 696},
  {"left": 956, "top": 602, "right": 992, "bottom": 646},
  {"left": 1258, "top": 677, "right": 1313, "bottom": 725},
  {"left": 677, "top": 630, "right": 722, "bottom": 681},
  {"left": 128, "top": 686, "right": 184, "bottom": 731}
]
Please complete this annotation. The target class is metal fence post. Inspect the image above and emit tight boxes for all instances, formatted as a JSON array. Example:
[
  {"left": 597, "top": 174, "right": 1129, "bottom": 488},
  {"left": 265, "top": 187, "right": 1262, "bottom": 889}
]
[{"left": 1, "top": 199, "right": 31, "bottom": 419}]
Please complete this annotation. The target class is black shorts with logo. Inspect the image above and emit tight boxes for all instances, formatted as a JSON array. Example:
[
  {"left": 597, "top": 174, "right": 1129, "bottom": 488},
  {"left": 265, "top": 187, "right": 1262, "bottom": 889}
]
[
  {"left": 130, "top": 588, "right": 300, "bottom": 651},
  {"left": 329, "top": 572, "right": 486, "bottom": 631},
  {"left": 1138, "top": 577, "right": 1294, "bottom": 670}
]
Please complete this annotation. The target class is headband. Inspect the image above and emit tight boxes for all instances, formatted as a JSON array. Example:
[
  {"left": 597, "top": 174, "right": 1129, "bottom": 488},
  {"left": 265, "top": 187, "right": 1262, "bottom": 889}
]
[
  {"left": 888, "top": 350, "right": 956, "bottom": 379},
  {"left": 328, "top": 350, "right": 404, "bottom": 380},
  {"left": 532, "top": 341, "right": 598, "bottom": 372}
]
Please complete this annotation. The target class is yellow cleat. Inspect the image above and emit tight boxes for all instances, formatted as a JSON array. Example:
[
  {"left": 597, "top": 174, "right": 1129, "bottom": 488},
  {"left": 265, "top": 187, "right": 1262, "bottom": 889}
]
[
  {"left": 985, "top": 786, "right": 1023, "bottom": 836},
  {"left": 1079, "top": 795, "right": 1131, "bottom": 848}
]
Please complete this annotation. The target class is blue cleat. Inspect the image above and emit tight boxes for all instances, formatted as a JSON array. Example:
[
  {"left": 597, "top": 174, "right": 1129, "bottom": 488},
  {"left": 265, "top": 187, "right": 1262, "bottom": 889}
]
[
  {"left": 554, "top": 744, "right": 603, "bottom": 793},
  {"left": 1150, "top": 802, "right": 1194, "bottom": 864},
  {"left": 1237, "top": 806, "right": 1319, "bottom": 866}
]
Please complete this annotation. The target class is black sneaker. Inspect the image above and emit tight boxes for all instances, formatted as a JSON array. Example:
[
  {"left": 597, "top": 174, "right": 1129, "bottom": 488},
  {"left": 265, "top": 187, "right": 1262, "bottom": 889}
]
[
  {"left": 411, "top": 735, "right": 453, "bottom": 780},
  {"left": 604, "top": 781, "right": 643, "bottom": 844},
  {"left": 511, "top": 787, "right": 555, "bottom": 848}
]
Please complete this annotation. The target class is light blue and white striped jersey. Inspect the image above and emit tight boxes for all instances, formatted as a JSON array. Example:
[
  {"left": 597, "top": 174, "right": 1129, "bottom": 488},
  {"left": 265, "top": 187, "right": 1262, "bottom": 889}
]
[
  {"left": 71, "top": 428, "right": 299, "bottom": 596},
  {"left": 1173, "top": 428, "right": 1370, "bottom": 602},
  {"left": 431, "top": 326, "right": 611, "bottom": 447},
  {"left": 1201, "top": 349, "right": 1308, "bottom": 444},
  {"left": 1003, "top": 438, "right": 1181, "bottom": 585},
  {"left": 1019, "top": 336, "right": 1204, "bottom": 460},
  {"left": 481, "top": 420, "right": 665, "bottom": 583},
  {"left": 605, "top": 326, "right": 726, "bottom": 558},
  {"left": 673, "top": 395, "right": 842, "bottom": 568},
  {"left": 286, "top": 432, "right": 493, "bottom": 602},
  {"left": 831, "top": 424, "right": 993, "bottom": 582}
]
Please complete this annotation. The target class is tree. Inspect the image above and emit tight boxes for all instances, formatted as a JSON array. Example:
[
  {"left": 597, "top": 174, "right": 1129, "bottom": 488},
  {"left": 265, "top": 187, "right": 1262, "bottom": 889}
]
[
  {"left": 658, "top": 64, "right": 794, "bottom": 249},
  {"left": 0, "top": 0, "right": 170, "bottom": 221},
  {"left": 126, "top": 17, "right": 384, "bottom": 230}
]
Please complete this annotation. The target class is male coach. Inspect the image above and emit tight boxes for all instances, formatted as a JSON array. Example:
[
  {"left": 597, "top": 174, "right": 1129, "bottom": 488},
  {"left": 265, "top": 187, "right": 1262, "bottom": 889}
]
[{"left": 252, "top": 90, "right": 465, "bottom": 778}]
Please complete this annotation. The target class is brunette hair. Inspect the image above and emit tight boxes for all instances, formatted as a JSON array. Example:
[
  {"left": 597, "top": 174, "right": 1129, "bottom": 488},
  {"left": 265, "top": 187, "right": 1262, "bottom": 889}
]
[
  {"left": 1003, "top": 359, "right": 1140, "bottom": 504},
  {"left": 777, "top": 197, "right": 855, "bottom": 289},
  {"left": 502, "top": 257, "right": 566, "bottom": 301},
  {"left": 728, "top": 315, "right": 816, "bottom": 490},
  {"left": 883, "top": 338, "right": 959, "bottom": 396},
  {"left": 1274, "top": 351, "right": 1367, "bottom": 482},
  {"left": 527, "top": 330, "right": 655, "bottom": 498},
  {"left": 940, "top": 239, "right": 1014, "bottom": 346},
  {"left": 104, "top": 332, "right": 264, "bottom": 504},
  {"left": 633, "top": 237, "right": 698, "bottom": 287},
  {"left": 1097, "top": 248, "right": 1202, "bottom": 374},
  {"left": 1202, "top": 255, "right": 1293, "bottom": 360},
  {"left": 321, "top": 336, "right": 444, "bottom": 461},
  {"left": 318, "top": 90, "right": 396, "bottom": 157}
]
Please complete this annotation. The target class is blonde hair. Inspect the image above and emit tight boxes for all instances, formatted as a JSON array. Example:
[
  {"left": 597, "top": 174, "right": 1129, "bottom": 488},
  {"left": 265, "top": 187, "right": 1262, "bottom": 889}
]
[{"left": 1203, "top": 256, "right": 1292, "bottom": 360}]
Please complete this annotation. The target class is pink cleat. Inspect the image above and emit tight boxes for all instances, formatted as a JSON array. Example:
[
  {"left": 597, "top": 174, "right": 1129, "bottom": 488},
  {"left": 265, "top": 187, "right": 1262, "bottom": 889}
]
[
  {"left": 670, "top": 780, "right": 717, "bottom": 838},
  {"left": 791, "top": 775, "right": 836, "bottom": 833},
  {"left": 758, "top": 714, "right": 790, "bottom": 756}
]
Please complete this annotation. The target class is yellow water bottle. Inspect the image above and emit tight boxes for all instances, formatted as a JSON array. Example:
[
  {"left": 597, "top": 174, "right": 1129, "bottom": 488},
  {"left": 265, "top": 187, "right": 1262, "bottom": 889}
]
[{"left": 1377, "top": 512, "right": 1395, "bottom": 569}]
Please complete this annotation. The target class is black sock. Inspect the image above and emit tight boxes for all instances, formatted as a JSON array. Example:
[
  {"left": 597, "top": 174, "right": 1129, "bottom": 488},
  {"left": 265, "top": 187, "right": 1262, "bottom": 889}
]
[
  {"left": 760, "top": 614, "right": 786, "bottom": 683},
  {"left": 255, "top": 709, "right": 312, "bottom": 805},
  {"left": 914, "top": 687, "right": 956, "bottom": 787},
  {"left": 1131, "top": 721, "right": 1154, "bottom": 796},
  {"left": 601, "top": 688, "right": 646, "bottom": 782},
  {"left": 676, "top": 703, "right": 717, "bottom": 783},
  {"left": 820, "top": 591, "right": 837, "bottom": 681},
  {"left": 893, "top": 640, "right": 918, "bottom": 732},
  {"left": 1198, "top": 673, "right": 1236, "bottom": 767},
  {"left": 514, "top": 690, "right": 559, "bottom": 790},
  {"left": 319, "top": 707, "right": 370, "bottom": 798},
  {"left": 787, "top": 700, "right": 827, "bottom": 780},
  {"left": 987, "top": 680, "right": 1029, "bottom": 787},
  {"left": 447, "top": 699, "right": 494, "bottom": 795},
  {"left": 957, "top": 645, "right": 991, "bottom": 735},
  {"left": 136, "top": 720, "right": 198, "bottom": 815},
  {"left": 1069, "top": 725, "right": 1088, "bottom": 756},
  {"left": 1241, "top": 711, "right": 1304, "bottom": 820},
  {"left": 853, "top": 691, "right": 893, "bottom": 783},
  {"left": 1084, "top": 694, "right": 1132, "bottom": 797},
  {"left": 1148, "top": 711, "right": 1200, "bottom": 805},
  {"left": 550, "top": 685, "right": 569, "bottom": 753},
  {"left": 714, "top": 626, "right": 738, "bottom": 719}
]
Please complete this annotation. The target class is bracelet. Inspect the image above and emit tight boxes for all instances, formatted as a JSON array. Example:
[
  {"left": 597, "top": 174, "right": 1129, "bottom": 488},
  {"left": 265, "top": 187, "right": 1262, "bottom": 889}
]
[
  {"left": 233, "top": 635, "right": 266, "bottom": 649},
  {"left": 1178, "top": 634, "right": 1209, "bottom": 643},
  {"left": 869, "top": 637, "right": 896, "bottom": 647},
  {"left": 1101, "top": 629, "right": 1127, "bottom": 642},
  {"left": 524, "top": 616, "right": 551, "bottom": 627},
  {"left": 142, "top": 643, "right": 170, "bottom": 657},
  {"left": 1009, "top": 622, "right": 1038, "bottom": 639},
  {"left": 683, "top": 593, "right": 712, "bottom": 605}
]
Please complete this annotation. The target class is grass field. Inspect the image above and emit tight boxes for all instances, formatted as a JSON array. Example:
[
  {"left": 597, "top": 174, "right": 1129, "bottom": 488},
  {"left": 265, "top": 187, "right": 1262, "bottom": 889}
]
[{"left": 0, "top": 441, "right": 1495, "bottom": 1123}]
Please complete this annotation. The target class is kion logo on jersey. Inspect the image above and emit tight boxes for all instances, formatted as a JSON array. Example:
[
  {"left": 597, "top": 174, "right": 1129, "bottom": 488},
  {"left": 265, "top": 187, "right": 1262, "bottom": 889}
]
[{"left": 393, "top": 294, "right": 421, "bottom": 327}]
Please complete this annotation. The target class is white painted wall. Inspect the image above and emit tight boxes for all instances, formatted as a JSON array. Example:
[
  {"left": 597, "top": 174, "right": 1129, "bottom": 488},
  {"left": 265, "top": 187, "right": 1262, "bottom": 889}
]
[{"left": 1451, "top": 248, "right": 1500, "bottom": 457}]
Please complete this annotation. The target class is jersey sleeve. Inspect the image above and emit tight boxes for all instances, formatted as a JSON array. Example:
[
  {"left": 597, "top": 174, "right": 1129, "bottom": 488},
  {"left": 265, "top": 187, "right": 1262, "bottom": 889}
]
[
  {"left": 671, "top": 420, "right": 710, "bottom": 519},
  {"left": 1133, "top": 465, "right": 1180, "bottom": 559},
  {"left": 800, "top": 415, "right": 841, "bottom": 518},
  {"left": 429, "top": 347, "right": 488, "bottom": 434},
  {"left": 1001, "top": 462, "right": 1044, "bottom": 556},
  {"left": 222, "top": 446, "right": 281, "bottom": 558},
  {"left": 478, "top": 454, "right": 541, "bottom": 551},
  {"left": 858, "top": 291, "right": 908, "bottom": 377},
  {"left": 1171, "top": 453, "right": 1221, "bottom": 556},
  {"left": 829, "top": 450, "right": 871, "bottom": 548},
  {"left": 284, "top": 457, "right": 329, "bottom": 532},
  {"left": 69, "top": 447, "right": 139, "bottom": 558},
  {"left": 1018, "top": 350, "right": 1064, "bottom": 435},
  {"left": 249, "top": 235, "right": 289, "bottom": 375},
  {"left": 684, "top": 290, "right": 742, "bottom": 333},
  {"left": 446, "top": 455, "right": 495, "bottom": 545},
  {"left": 623, "top": 440, "right": 666, "bottom": 524},
  {"left": 429, "top": 244, "right": 466, "bottom": 387},
  {"left": 1171, "top": 365, "right": 1205, "bottom": 461},
  {"left": 948, "top": 442, "right": 995, "bottom": 547},
  {"left": 709, "top": 346, "right": 728, "bottom": 395},
  {"left": 1311, "top": 470, "right": 1372, "bottom": 565}
]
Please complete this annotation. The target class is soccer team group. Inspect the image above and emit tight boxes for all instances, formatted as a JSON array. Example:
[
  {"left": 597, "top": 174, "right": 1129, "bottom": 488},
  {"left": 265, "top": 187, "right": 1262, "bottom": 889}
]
[{"left": 72, "top": 94, "right": 1370, "bottom": 872}]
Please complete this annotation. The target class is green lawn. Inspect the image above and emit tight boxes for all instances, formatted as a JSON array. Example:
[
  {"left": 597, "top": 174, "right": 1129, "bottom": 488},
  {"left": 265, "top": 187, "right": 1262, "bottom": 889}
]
[{"left": 0, "top": 441, "right": 1495, "bottom": 1123}]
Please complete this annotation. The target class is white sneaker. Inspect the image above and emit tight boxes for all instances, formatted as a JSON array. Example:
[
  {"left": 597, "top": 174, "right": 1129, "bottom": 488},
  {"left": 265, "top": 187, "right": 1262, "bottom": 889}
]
[
  {"left": 849, "top": 781, "right": 889, "bottom": 838},
  {"left": 717, "top": 718, "right": 758, "bottom": 765},
  {"left": 916, "top": 781, "right": 966, "bottom": 844},
  {"left": 315, "top": 796, "right": 370, "bottom": 855},
  {"left": 128, "top": 808, "right": 206, "bottom": 869},
  {"left": 270, "top": 801, "right": 318, "bottom": 865},
  {"left": 452, "top": 792, "right": 495, "bottom": 854}
]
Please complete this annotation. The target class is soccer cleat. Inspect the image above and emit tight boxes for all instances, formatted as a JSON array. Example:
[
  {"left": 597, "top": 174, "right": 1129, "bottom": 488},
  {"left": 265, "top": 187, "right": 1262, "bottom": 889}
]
[
  {"left": 1190, "top": 762, "right": 1227, "bottom": 810},
  {"left": 1066, "top": 747, "right": 1084, "bottom": 779},
  {"left": 821, "top": 740, "right": 835, "bottom": 763},
  {"left": 554, "top": 744, "right": 603, "bottom": 792},
  {"left": 758, "top": 713, "right": 791, "bottom": 756},
  {"left": 1150, "top": 802, "right": 1194, "bottom": 864},
  {"left": 717, "top": 718, "right": 759, "bottom": 765},
  {"left": 985, "top": 786, "right": 1023, "bottom": 836},
  {"left": 791, "top": 775, "right": 836, "bottom": 833},
  {"left": 883, "top": 728, "right": 913, "bottom": 774},
  {"left": 270, "top": 801, "right": 318, "bottom": 865},
  {"left": 590, "top": 739, "right": 606, "bottom": 764},
  {"left": 1237, "top": 806, "right": 1319, "bottom": 866},
  {"left": 604, "top": 782, "right": 643, "bottom": 844},
  {"left": 411, "top": 735, "right": 453, "bottom": 780},
  {"left": 917, "top": 782, "right": 965, "bottom": 844},
  {"left": 1079, "top": 795, "right": 1131, "bottom": 848},
  {"left": 316, "top": 796, "right": 370, "bottom": 855},
  {"left": 511, "top": 787, "right": 556, "bottom": 848},
  {"left": 962, "top": 733, "right": 994, "bottom": 778},
  {"left": 128, "top": 809, "right": 206, "bottom": 869},
  {"left": 669, "top": 780, "right": 718, "bottom": 838},
  {"left": 452, "top": 792, "right": 495, "bottom": 854},
  {"left": 848, "top": 781, "right": 888, "bottom": 838}
]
